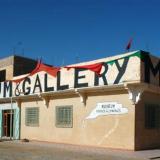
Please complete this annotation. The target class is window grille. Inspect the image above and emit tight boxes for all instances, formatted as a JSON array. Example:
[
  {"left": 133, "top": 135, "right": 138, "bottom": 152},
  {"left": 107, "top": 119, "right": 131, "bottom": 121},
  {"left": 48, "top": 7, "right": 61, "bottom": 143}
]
[
  {"left": 56, "top": 106, "right": 73, "bottom": 128},
  {"left": 145, "top": 104, "right": 160, "bottom": 129},
  {"left": 25, "top": 107, "right": 39, "bottom": 126}
]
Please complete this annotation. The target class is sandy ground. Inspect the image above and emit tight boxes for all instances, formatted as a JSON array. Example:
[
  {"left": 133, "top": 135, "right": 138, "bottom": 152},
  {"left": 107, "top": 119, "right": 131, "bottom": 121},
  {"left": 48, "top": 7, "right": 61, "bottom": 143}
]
[{"left": 0, "top": 140, "right": 160, "bottom": 160}]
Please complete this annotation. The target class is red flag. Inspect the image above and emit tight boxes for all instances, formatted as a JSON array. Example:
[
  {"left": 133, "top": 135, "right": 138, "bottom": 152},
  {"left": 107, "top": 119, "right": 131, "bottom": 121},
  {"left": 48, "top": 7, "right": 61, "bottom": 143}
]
[
  {"left": 126, "top": 38, "right": 132, "bottom": 51},
  {"left": 11, "top": 60, "right": 60, "bottom": 83},
  {"left": 65, "top": 62, "right": 103, "bottom": 75},
  {"left": 30, "top": 60, "right": 60, "bottom": 77}
]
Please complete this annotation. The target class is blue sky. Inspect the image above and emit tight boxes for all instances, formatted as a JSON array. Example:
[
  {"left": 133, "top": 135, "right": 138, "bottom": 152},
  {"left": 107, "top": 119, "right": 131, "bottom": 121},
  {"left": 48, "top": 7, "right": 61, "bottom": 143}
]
[{"left": 0, "top": 0, "right": 160, "bottom": 66}]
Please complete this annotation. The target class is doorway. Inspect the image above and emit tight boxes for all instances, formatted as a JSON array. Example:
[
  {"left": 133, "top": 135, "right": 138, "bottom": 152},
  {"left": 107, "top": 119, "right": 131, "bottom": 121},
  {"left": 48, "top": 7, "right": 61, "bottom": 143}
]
[{"left": 2, "top": 110, "right": 14, "bottom": 138}]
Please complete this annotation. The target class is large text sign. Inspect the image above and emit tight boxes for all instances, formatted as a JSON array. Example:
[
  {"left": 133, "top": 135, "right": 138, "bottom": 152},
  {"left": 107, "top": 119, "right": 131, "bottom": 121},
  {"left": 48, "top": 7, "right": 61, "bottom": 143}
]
[{"left": 0, "top": 51, "right": 159, "bottom": 99}]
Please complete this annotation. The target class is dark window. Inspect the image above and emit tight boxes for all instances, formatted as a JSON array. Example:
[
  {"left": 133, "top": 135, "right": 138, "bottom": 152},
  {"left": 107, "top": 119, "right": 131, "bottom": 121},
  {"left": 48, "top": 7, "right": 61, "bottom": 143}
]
[
  {"left": 0, "top": 70, "right": 6, "bottom": 82},
  {"left": 56, "top": 106, "right": 73, "bottom": 128},
  {"left": 25, "top": 107, "right": 39, "bottom": 127},
  {"left": 145, "top": 104, "right": 160, "bottom": 129}
]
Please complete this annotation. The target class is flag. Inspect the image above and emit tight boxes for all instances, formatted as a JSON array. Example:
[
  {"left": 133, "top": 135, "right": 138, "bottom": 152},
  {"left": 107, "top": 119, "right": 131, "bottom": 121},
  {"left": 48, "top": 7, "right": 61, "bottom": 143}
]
[
  {"left": 126, "top": 38, "right": 132, "bottom": 51},
  {"left": 65, "top": 62, "right": 103, "bottom": 75},
  {"left": 11, "top": 60, "right": 60, "bottom": 83},
  {"left": 30, "top": 60, "right": 60, "bottom": 77}
]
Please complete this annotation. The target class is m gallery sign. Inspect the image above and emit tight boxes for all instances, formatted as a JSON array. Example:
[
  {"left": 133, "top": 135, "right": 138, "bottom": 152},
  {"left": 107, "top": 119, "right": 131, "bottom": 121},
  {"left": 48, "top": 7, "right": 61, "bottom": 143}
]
[{"left": 0, "top": 51, "right": 159, "bottom": 98}]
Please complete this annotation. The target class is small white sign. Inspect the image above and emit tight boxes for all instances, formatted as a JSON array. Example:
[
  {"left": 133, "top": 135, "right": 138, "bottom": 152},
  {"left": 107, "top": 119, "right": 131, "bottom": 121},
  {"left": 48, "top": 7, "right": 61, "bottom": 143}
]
[{"left": 86, "top": 102, "right": 128, "bottom": 119}]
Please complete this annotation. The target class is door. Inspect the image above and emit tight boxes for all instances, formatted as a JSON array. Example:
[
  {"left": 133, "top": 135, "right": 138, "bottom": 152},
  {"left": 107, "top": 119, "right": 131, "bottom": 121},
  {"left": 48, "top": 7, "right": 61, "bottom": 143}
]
[
  {"left": 2, "top": 110, "right": 14, "bottom": 137},
  {"left": 0, "top": 103, "right": 20, "bottom": 139}
]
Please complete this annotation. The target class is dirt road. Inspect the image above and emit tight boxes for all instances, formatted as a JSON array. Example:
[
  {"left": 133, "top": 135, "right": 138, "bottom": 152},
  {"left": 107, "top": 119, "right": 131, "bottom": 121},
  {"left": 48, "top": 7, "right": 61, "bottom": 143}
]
[{"left": 0, "top": 140, "right": 159, "bottom": 160}]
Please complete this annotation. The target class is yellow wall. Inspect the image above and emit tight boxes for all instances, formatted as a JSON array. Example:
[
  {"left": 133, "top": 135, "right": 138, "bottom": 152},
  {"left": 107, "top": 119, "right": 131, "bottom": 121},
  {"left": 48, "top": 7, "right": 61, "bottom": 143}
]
[
  {"left": 0, "top": 65, "right": 13, "bottom": 80},
  {"left": 20, "top": 90, "right": 135, "bottom": 150},
  {"left": 135, "top": 91, "right": 160, "bottom": 150}
]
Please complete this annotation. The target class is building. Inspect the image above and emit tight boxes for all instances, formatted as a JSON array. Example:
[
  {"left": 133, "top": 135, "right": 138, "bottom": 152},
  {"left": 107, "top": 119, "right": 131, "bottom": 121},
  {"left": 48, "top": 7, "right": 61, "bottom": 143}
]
[
  {"left": 0, "top": 55, "right": 37, "bottom": 138},
  {"left": 0, "top": 55, "right": 37, "bottom": 81},
  {"left": 0, "top": 50, "right": 159, "bottom": 150}
]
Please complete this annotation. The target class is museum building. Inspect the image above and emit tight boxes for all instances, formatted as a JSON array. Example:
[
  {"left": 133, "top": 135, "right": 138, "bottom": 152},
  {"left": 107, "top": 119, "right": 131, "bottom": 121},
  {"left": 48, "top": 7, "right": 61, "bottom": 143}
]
[{"left": 0, "top": 50, "right": 159, "bottom": 150}]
